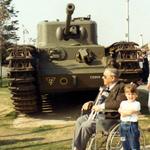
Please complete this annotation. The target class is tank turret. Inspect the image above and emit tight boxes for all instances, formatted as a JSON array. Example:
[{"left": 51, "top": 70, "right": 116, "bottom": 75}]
[{"left": 56, "top": 3, "right": 87, "bottom": 41}]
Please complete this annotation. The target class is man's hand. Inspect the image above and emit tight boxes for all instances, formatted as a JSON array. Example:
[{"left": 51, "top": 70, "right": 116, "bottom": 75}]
[
  {"left": 92, "top": 105, "right": 103, "bottom": 112},
  {"left": 81, "top": 101, "right": 94, "bottom": 111}
]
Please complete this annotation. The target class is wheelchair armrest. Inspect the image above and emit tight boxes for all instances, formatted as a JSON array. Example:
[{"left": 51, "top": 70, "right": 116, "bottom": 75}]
[
  {"left": 103, "top": 110, "right": 119, "bottom": 119},
  {"left": 103, "top": 109, "right": 118, "bottom": 113}
]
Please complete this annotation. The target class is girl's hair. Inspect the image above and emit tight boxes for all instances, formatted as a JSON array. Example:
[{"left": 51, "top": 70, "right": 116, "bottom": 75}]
[{"left": 124, "top": 84, "right": 138, "bottom": 94}]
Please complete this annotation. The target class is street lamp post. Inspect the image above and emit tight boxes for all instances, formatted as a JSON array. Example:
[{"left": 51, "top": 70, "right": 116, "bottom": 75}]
[
  {"left": 22, "top": 25, "right": 29, "bottom": 44},
  {"left": 140, "top": 34, "right": 143, "bottom": 46},
  {"left": 126, "top": 0, "right": 130, "bottom": 42}
]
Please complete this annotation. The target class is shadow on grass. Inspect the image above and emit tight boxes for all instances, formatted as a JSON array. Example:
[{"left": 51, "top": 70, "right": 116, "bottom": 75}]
[
  {"left": 3, "top": 138, "right": 71, "bottom": 150},
  {"left": 31, "top": 124, "right": 73, "bottom": 133},
  {"left": 0, "top": 137, "right": 44, "bottom": 146},
  {"left": 0, "top": 123, "right": 10, "bottom": 128},
  {"left": 0, "top": 124, "right": 73, "bottom": 138}
]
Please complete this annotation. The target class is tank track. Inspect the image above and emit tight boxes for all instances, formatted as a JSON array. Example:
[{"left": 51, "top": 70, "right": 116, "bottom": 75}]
[{"left": 7, "top": 45, "right": 40, "bottom": 114}]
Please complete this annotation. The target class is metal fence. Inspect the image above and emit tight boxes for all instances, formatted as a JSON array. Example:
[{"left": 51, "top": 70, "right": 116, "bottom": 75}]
[
  {"left": 0, "top": 66, "right": 9, "bottom": 87},
  {"left": 0, "top": 77, "right": 9, "bottom": 87}
]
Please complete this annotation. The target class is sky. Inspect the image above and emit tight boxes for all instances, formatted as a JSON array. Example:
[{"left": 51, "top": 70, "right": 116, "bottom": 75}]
[{"left": 12, "top": 0, "right": 150, "bottom": 47}]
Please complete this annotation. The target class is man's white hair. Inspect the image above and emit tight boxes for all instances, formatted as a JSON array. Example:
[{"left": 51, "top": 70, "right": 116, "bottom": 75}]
[{"left": 104, "top": 67, "right": 120, "bottom": 78}]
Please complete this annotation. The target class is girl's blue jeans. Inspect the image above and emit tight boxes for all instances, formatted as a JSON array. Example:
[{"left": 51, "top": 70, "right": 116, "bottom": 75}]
[{"left": 119, "top": 122, "right": 140, "bottom": 150}]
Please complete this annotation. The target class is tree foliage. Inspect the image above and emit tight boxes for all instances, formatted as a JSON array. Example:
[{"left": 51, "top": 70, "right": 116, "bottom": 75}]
[{"left": 0, "top": 0, "right": 19, "bottom": 64}]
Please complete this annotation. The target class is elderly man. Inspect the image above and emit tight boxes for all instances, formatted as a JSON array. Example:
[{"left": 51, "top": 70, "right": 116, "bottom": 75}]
[{"left": 73, "top": 67, "right": 126, "bottom": 150}]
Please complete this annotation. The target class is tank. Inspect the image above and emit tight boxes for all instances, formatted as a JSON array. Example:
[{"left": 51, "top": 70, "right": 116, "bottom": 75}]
[{"left": 7, "top": 3, "right": 143, "bottom": 114}]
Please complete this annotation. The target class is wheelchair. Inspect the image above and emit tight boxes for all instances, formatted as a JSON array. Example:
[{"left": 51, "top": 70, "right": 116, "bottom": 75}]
[{"left": 86, "top": 120, "right": 145, "bottom": 150}]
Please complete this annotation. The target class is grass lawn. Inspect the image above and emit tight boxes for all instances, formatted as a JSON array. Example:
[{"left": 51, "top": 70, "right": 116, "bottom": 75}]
[
  {"left": 0, "top": 87, "right": 74, "bottom": 150},
  {"left": 0, "top": 87, "right": 150, "bottom": 150},
  {"left": 0, "top": 115, "right": 73, "bottom": 150}
]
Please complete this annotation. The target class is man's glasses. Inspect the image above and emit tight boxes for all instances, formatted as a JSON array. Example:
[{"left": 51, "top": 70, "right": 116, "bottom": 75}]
[
  {"left": 102, "top": 75, "right": 107, "bottom": 79},
  {"left": 102, "top": 74, "right": 114, "bottom": 79}
]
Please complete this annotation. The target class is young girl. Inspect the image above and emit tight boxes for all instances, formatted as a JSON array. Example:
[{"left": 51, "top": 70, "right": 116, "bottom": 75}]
[{"left": 118, "top": 84, "right": 141, "bottom": 150}]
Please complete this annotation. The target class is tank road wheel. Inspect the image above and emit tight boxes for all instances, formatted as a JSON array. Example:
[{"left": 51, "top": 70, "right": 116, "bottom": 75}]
[{"left": 7, "top": 45, "right": 41, "bottom": 114}]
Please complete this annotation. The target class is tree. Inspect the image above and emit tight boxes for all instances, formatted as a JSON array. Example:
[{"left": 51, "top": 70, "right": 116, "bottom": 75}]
[{"left": 0, "top": 0, "right": 19, "bottom": 64}]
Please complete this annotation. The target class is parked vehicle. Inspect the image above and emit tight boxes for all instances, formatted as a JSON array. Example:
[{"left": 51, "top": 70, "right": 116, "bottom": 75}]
[{"left": 7, "top": 3, "right": 142, "bottom": 113}]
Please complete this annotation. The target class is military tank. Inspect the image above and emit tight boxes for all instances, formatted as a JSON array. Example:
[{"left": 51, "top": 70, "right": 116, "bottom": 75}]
[{"left": 7, "top": 3, "right": 143, "bottom": 114}]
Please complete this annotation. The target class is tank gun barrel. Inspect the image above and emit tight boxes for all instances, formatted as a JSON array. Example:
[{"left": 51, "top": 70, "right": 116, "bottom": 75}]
[{"left": 64, "top": 3, "right": 75, "bottom": 35}]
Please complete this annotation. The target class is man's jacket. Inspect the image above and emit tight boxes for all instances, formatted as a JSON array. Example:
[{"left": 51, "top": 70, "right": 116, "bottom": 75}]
[{"left": 104, "top": 81, "right": 126, "bottom": 119}]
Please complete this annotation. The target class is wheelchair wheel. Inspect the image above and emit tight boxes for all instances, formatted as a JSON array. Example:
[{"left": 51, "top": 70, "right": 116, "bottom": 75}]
[
  {"left": 86, "top": 132, "right": 107, "bottom": 150},
  {"left": 106, "top": 124, "right": 145, "bottom": 150},
  {"left": 106, "top": 124, "right": 122, "bottom": 150},
  {"left": 139, "top": 127, "right": 146, "bottom": 150}
]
